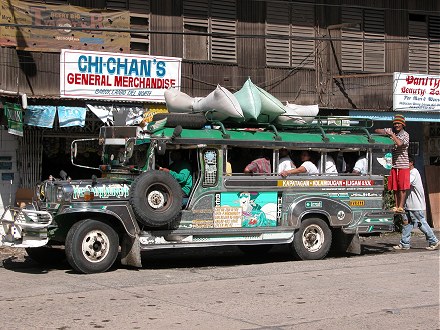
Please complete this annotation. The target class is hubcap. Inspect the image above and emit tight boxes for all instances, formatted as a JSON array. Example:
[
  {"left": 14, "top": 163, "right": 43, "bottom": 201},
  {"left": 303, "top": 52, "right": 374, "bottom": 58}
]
[
  {"left": 147, "top": 189, "right": 166, "bottom": 209},
  {"left": 302, "top": 224, "right": 324, "bottom": 252},
  {"left": 81, "top": 230, "right": 110, "bottom": 263}
]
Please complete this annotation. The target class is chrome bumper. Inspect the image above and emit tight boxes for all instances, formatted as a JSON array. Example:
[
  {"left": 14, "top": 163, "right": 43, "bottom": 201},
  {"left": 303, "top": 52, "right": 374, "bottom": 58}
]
[{"left": 0, "top": 206, "right": 53, "bottom": 248}]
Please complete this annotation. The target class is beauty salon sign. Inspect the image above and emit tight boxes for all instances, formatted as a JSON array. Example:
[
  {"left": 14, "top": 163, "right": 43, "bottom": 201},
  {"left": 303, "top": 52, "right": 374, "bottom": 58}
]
[{"left": 393, "top": 72, "right": 440, "bottom": 112}]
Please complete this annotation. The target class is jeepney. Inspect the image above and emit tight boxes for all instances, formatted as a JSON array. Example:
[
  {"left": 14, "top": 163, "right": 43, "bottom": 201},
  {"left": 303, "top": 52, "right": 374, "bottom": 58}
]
[{"left": 0, "top": 118, "right": 395, "bottom": 273}]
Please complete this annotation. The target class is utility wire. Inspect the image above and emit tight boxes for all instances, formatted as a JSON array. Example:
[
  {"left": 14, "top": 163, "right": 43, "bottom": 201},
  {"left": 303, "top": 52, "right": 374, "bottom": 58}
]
[{"left": 0, "top": 23, "right": 439, "bottom": 44}]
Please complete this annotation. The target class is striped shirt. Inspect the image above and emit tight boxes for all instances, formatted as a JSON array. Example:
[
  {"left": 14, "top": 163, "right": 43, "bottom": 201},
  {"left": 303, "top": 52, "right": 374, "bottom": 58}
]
[
  {"left": 386, "top": 128, "right": 409, "bottom": 168},
  {"left": 246, "top": 157, "right": 271, "bottom": 174}
]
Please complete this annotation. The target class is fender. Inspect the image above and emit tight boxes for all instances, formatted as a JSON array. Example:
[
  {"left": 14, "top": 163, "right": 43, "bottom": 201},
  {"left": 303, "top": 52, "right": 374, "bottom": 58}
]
[
  {"left": 59, "top": 204, "right": 139, "bottom": 237},
  {"left": 287, "top": 196, "right": 353, "bottom": 228}
]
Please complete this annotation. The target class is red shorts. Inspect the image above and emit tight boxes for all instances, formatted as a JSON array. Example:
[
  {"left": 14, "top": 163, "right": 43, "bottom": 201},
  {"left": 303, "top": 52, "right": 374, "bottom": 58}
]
[{"left": 388, "top": 168, "right": 410, "bottom": 191}]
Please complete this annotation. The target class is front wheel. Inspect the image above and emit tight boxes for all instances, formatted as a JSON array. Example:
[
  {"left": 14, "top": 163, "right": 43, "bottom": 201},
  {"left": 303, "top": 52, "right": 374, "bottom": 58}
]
[
  {"left": 65, "top": 219, "right": 119, "bottom": 274},
  {"left": 291, "top": 218, "right": 332, "bottom": 260}
]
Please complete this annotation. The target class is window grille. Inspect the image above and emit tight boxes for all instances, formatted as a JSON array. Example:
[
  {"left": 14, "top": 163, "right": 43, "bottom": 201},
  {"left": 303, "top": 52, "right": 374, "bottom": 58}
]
[{"left": 203, "top": 149, "right": 218, "bottom": 186}]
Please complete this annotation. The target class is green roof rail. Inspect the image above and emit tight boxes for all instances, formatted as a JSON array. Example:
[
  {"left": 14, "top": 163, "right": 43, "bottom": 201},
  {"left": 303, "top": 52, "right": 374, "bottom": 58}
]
[
  {"left": 211, "top": 121, "right": 230, "bottom": 139},
  {"left": 266, "top": 124, "right": 282, "bottom": 141}
]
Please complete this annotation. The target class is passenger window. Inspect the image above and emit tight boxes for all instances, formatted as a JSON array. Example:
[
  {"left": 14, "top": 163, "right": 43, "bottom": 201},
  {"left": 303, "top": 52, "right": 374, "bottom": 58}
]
[{"left": 229, "top": 147, "right": 273, "bottom": 175}]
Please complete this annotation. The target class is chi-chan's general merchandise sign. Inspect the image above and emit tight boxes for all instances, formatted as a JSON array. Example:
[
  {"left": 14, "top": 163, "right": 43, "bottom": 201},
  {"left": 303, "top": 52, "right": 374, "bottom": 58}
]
[{"left": 60, "top": 49, "right": 182, "bottom": 102}]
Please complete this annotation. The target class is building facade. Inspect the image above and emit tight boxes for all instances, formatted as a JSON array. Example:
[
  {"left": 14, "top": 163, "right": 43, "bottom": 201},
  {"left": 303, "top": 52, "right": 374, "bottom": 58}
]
[{"left": 0, "top": 0, "right": 439, "bottom": 223}]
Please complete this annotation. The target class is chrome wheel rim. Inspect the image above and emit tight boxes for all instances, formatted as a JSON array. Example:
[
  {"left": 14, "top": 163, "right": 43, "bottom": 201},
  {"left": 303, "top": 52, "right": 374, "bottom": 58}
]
[
  {"left": 81, "top": 230, "right": 110, "bottom": 263},
  {"left": 302, "top": 224, "right": 325, "bottom": 252}
]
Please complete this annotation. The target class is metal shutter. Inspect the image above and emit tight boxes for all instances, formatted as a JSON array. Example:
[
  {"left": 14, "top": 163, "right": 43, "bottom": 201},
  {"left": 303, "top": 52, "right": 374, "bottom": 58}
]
[
  {"left": 106, "top": 0, "right": 126, "bottom": 10},
  {"left": 409, "top": 17, "right": 428, "bottom": 73},
  {"left": 429, "top": 16, "right": 440, "bottom": 74},
  {"left": 266, "top": 1, "right": 290, "bottom": 67},
  {"left": 291, "top": 2, "right": 315, "bottom": 69},
  {"left": 183, "top": 0, "right": 209, "bottom": 60},
  {"left": 341, "top": 8, "right": 363, "bottom": 72},
  {"left": 210, "top": 0, "right": 236, "bottom": 63},
  {"left": 364, "top": 9, "right": 384, "bottom": 72}
]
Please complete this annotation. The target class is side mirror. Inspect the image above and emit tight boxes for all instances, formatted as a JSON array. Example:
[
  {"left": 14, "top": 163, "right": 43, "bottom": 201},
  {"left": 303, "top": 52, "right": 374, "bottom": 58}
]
[
  {"left": 126, "top": 140, "right": 135, "bottom": 159},
  {"left": 157, "top": 140, "right": 167, "bottom": 156}
]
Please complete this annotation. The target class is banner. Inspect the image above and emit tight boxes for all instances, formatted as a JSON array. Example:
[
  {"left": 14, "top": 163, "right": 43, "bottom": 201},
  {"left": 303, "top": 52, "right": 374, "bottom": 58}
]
[
  {"left": 24, "top": 105, "right": 56, "bottom": 128},
  {"left": 0, "top": 0, "right": 130, "bottom": 52},
  {"left": 58, "top": 106, "right": 87, "bottom": 127},
  {"left": 86, "top": 104, "right": 113, "bottom": 125},
  {"left": 393, "top": 72, "right": 440, "bottom": 112},
  {"left": 60, "top": 49, "right": 182, "bottom": 102},
  {"left": 3, "top": 102, "right": 23, "bottom": 136}
]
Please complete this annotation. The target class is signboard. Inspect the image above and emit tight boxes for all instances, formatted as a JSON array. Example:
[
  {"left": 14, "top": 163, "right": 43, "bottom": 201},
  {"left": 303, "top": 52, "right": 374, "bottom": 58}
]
[
  {"left": 393, "top": 72, "right": 440, "bottom": 112},
  {"left": 0, "top": 0, "right": 130, "bottom": 52},
  {"left": 3, "top": 102, "right": 23, "bottom": 137},
  {"left": 60, "top": 50, "right": 182, "bottom": 102}
]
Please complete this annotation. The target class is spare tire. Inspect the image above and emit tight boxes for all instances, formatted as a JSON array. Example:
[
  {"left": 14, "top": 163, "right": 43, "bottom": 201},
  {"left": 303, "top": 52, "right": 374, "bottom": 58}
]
[
  {"left": 129, "top": 170, "right": 183, "bottom": 227},
  {"left": 153, "top": 113, "right": 207, "bottom": 129}
]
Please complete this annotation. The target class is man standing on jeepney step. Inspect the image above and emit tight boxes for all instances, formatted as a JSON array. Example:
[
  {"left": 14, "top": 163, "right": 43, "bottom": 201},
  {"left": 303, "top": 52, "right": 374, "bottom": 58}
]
[{"left": 375, "top": 114, "right": 410, "bottom": 214}]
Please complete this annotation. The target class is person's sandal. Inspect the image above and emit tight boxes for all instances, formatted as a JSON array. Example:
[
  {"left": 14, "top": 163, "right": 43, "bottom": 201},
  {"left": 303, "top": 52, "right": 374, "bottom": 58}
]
[
  {"left": 393, "top": 244, "right": 409, "bottom": 250},
  {"left": 426, "top": 242, "right": 440, "bottom": 250},
  {"left": 395, "top": 207, "right": 405, "bottom": 213}
]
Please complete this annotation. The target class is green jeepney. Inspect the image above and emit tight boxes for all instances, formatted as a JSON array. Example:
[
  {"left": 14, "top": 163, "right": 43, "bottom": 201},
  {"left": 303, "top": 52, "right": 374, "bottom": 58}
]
[{"left": 1, "top": 118, "right": 395, "bottom": 273}]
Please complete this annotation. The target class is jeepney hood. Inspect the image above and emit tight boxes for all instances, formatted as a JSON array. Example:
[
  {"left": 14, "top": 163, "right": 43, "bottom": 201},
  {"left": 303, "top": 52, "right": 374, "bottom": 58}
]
[{"left": 38, "top": 178, "right": 132, "bottom": 206}]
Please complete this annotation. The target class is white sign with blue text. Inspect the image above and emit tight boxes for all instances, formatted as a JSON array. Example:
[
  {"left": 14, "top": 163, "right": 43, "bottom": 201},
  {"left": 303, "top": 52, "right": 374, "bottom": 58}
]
[{"left": 60, "top": 49, "right": 182, "bottom": 102}]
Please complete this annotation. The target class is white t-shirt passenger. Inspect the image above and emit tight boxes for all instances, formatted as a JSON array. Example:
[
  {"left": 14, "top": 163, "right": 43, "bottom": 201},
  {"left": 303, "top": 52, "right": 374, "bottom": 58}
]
[
  {"left": 317, "top": 156, "right": 338, "bottom": 174},
  {"left": 301, "top": 161, "right": 319, "bottom": 175},
  {"left": 353, "top": 156, "right": 368, "bottom": 175},
  {"left": 278, "top": 156, "right": 295, "bottom": 174}
]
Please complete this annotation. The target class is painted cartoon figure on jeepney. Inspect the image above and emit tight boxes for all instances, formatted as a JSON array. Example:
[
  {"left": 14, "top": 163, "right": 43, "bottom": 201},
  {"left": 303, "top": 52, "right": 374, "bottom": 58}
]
[{"left": 236, "top": 192, "right": 277, "bottom": 227}]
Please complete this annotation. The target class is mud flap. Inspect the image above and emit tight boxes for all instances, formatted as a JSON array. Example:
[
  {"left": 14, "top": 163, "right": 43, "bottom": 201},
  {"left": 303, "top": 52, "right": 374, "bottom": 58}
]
[
  {"left": 345, "top": 233, "right": 361, "bottom": 255},
  {"left": 120, "top": 233, "right": 142, "bottom": 268}
]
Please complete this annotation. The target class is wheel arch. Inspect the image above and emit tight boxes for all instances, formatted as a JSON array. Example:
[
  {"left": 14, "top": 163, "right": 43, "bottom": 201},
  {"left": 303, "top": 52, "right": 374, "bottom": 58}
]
[
  {"left": 54, "top": 209, "right": 137, "bottom": 243},
  {"left": 300, "top": 211, "right": 331, "bottom": 226}
]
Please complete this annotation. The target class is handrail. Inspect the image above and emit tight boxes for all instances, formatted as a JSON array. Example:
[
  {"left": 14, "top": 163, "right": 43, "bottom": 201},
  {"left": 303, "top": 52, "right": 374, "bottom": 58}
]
[{"left": 266, "top": 124, "right": 282, "bottom": 141}]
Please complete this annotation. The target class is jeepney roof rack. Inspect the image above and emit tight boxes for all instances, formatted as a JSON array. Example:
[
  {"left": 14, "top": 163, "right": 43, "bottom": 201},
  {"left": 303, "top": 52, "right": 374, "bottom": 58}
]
[{"left": 206, "top": 115, "right": 376, "bottom": 143}]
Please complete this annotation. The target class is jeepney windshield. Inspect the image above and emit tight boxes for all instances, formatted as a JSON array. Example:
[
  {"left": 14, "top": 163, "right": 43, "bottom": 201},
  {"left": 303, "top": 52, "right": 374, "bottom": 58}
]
[{"left": 102, "top": 142, "right": 149, "bottom": 169}]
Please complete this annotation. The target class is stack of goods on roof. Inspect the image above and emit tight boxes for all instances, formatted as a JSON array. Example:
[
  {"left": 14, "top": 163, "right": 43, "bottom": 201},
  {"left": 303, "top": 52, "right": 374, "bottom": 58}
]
[{"left": 163, "top": 78, "right": 319, "bottom": 126}]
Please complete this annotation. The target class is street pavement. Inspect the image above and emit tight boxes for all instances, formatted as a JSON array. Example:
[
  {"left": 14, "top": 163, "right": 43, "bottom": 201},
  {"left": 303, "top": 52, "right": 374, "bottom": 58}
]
[{"left": 0, "top": 232, "right": 438, "bottom": 330}]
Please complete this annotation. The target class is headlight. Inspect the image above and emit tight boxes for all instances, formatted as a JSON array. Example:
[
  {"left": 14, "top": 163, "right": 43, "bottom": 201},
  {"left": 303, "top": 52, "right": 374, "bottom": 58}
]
[{"left": 56, "top": 187, "right": 64, "bottom": 202}]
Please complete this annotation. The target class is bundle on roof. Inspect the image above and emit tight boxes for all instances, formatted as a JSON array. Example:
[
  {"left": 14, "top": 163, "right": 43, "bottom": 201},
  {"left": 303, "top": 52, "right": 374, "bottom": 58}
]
[{"left": 192, "top": 84, "right": 244, "bottom": 121}]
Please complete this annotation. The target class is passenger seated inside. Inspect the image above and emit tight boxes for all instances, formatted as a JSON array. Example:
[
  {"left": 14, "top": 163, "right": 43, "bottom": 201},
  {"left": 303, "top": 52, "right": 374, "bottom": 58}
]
[
  {"left": 244, "top": 150, "right": 271, "bottom": 174},
  {"left": 278, "top": 148, "right": 295, "bottom": 174},
  {"left": 280, "top": 150, "right": 318, "bottom": 177},
  {"left": 317, "top": 153, "right": 338, "bottom": 174},
  {"left": 342, "top": 152, "right": 358, "bottom": 173},
  {"left": 352, "top": 151, "right": 368, "bottom": 175},
  {"left": 159, "top": 150, "right": 193, "bottom": 206}
]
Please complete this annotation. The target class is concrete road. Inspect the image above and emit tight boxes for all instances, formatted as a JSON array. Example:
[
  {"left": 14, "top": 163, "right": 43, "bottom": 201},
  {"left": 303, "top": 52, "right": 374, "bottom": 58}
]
[{"left": 0, "top": 237, "right": 439, "bottom": 330}]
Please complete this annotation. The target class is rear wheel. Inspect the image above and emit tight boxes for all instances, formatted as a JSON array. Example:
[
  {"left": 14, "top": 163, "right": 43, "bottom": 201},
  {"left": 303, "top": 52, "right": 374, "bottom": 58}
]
[
  {"left": 291, "top": 218, "right": 332, "bottom": 260},
  {"left": 65, "top": 219, "right": 119, "bottom": 274}
]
